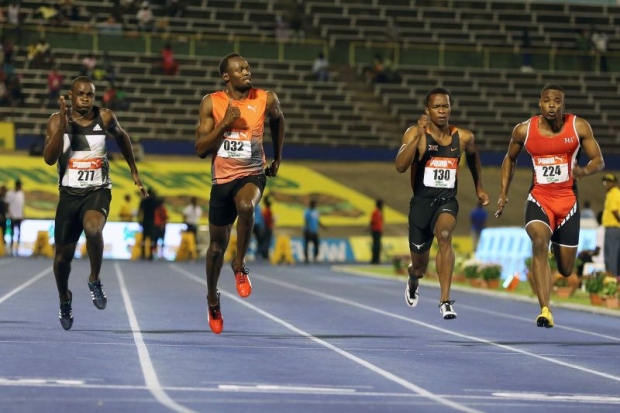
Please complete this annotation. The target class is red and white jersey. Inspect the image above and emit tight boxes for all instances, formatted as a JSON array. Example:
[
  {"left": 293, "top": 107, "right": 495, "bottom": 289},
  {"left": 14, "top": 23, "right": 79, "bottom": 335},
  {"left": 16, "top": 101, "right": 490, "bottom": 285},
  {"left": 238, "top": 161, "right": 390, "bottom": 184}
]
[{"left": 524, "top": 114, "right": 580, "bottom": 196}]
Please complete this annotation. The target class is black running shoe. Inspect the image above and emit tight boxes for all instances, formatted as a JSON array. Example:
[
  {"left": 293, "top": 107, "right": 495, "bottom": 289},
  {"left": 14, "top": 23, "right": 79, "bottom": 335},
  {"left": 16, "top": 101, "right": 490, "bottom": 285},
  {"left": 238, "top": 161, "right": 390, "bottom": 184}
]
[
  {"left": 88, "top": 279, "right": 107, "bottom": 310},
  {"left": 59, "top": 290, "right": 73, "bottom": 331}
]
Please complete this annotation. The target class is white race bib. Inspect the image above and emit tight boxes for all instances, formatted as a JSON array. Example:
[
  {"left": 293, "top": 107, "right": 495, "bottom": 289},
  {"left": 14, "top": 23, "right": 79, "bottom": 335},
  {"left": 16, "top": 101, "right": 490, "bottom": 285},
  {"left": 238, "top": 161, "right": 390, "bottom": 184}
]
[
  {"left": 533, "top": 154, "right": 569, "bottom": 184},
  {"left": 217, "top": 132, "right": 251, "bottom": 159},
  {"left": 423, "top": 157, "right": 458, "bottom": 188},
  {"left": 68, "top": 158, "right": 104, "bottom": 187}
]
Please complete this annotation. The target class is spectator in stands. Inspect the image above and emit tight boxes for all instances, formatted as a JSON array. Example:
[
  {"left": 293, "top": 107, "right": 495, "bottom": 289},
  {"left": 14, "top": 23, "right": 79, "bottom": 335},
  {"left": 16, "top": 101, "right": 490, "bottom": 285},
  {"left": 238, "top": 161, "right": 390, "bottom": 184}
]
[
  {"left": 182, "top": 196, "right": 202, "bottom": 239},
  {"left": 274, "top": 15, "right": 289, "bottom": 41},
  {"left": 5, "top": 73, "right": 24, "bottom": 107},
  {"left": 80, "top": 53, "right": 97, "bottom": 77},
  {"left": 602, "top": 173, "right": 620, "bottom": 276},
  {"left": 97, "top": 15, "right": 123, "bottom": 36},
  {"left": 469, "top": 199, "right": 488, "bottom": 252},
  {"left": 3, "top": 39, "right": 14, "bottom": 64},
  {"left": 47, "top": 66, "right": 63, "bottom": 108},
  {"left": 161, "top": 43, "right": 179, "bottom": 75},
  {"left": 287, "top": 10, "right": 305, "bottom": 39},
  {"left": 27, "top": 38, "right": 52, "bottom": 69},
  {"left": 496, "top": 84, "right": 605, "bottom": 328},
  {"left": 520, "top": 29, "right": 534, "bottom": 73},
  {"left": 102, "top": 84, "right": 117, "bottom": 109},
  {"left": 369, "top": 198, "right": 383, "bottom": 264},
  {"left": 195, "top": 53, "right": 285, "bottom": 334},
  {"left": 166, "top": 0, "right": 186, "bottom": 18},
  {"left": 311, "top": 52, "right": 329, "bottom": 82},
  {"left": 136, "top": 1, "right": 154, "bottom": 32},
  {"left": 5, "top": 1, "right": 22, "bottom": 44},
  {"left": 396, "top": 87, "right": 489, "bottom": 321},
  {"left": 575, "top": 28, "right": 592, "bottom": 72},
  {"left": 372, "top": 53, "right": 389, "bottom": 84},
  {"left": 590, "top": 27, "right": 609, "bottom": 73}
]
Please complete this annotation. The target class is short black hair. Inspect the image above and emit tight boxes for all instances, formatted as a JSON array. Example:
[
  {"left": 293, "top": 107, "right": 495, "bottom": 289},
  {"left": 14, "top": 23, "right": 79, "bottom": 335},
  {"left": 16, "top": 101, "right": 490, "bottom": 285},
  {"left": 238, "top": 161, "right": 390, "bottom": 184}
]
[
  {"left": 541, "top": 83, "right": 564, "bottom": 95},
  {"left": 425, "top": 87, "right": 451, "bottom": 107},
  {"left": 219, "top": 53, "right": 242, "bottom": 76},
  {"left": 71, "top": 76, "right": 93, "bottom": 91}
]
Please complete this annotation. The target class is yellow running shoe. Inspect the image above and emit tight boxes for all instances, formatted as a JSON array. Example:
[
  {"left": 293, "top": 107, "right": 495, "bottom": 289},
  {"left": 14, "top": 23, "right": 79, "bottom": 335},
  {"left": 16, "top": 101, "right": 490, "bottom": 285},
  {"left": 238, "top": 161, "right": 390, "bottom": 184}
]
[{"left": 536, "top": 306, "right": 554, "bottom": 328}]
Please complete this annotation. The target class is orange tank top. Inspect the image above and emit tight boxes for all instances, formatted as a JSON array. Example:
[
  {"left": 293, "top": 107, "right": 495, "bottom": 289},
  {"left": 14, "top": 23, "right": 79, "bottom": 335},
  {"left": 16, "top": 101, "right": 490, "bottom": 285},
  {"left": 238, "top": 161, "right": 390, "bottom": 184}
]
[
  {"left": 210, "top": 89, "right": 267, "bottom": 185},
  {"left": 524, "top": 114, "right": 580, "bottom": 194}
]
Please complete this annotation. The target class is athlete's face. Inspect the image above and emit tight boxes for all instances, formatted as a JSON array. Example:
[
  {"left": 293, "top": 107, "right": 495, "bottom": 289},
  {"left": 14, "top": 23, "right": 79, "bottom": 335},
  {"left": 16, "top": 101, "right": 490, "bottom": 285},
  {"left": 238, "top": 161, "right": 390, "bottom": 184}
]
[
  {"left": 539, "top": 89, "right": 564, "bottom": 122},
  {"left": 69, "top": 82, "right": 95, "bottom": 115},
  {"left": 425, "top": 94, "right": 451, "bottom": 127},
  {"left": 223, "top": 57, "right": 252, "bottom": 92}
]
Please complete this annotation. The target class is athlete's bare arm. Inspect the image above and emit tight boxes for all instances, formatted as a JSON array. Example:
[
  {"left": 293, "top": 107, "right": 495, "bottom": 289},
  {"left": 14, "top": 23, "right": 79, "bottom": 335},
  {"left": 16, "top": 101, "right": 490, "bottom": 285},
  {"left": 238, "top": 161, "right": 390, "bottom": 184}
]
[
  {"left": 572, "top": 117, "right": 605, "bottom": 179},
  {"left": 461, "top": 128, "right": 489, "bottom": 206},
  {"left": 43, "top": 96, "right": 69, "bottom": 166},
  {"left": 395, "top": 115, "right": 428, "bottom": 173},
  {"left": 496, "top": 121, "right": 528, "bottom": 217},
  {"left": 102, "top": 109, "right": 147, "bottom": 196},
  {"left": 265, "top": 91, "right": 284, "bottom": 177},
  {"left": 195, "top": 95, "right": 239, "bottom": 159}
]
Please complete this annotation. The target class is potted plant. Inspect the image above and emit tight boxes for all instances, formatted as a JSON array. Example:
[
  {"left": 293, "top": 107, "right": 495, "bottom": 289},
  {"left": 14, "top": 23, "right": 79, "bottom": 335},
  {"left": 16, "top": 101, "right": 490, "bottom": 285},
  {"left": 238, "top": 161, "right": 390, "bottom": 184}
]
[
  {"left": 478, "top": 264, "right": 502, "bottom": 289},
  {"left": 601, "top": 275, "right": 619, "bottom": 309},
  {"left": 553, "top": 276, "right": 574, "bottom": 298},
  {"left": 462, "top": 261, "right": 483, "bottom": 287},
  {"left": 585, "top": 271, "right": 605, "bottom": 306}
]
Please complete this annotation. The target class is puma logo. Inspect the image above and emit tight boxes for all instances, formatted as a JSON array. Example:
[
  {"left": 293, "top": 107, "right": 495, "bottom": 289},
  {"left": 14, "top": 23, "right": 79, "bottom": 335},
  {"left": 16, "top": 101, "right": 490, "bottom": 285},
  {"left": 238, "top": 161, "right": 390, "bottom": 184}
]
[{"left": 247, "top": 105, "right": 256, "bottom": 113}]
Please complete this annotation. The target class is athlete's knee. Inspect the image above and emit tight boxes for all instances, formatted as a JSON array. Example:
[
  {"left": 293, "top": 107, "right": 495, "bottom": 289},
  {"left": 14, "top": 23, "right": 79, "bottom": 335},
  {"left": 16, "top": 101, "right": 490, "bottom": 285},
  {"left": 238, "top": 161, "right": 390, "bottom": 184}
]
[
  {"left": 208, "top": 242, "right": 226, "bottom": 259},
  {"left": 435, "top": 229, "right": 453, "bottom": 246},
  {"left": 236, "top": 200, "right": 254, "bottom": 219},
  {"left": 83, "top": 221, "right": 103, "bottom": 239},
  {"left": 530, "top": 237, "right": 549, "bottom": 253}
]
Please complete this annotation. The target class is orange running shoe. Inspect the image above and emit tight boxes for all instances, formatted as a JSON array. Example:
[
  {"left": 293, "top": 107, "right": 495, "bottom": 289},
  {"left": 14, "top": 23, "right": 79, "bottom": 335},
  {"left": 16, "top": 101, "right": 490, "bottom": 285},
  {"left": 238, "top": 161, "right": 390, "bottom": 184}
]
[
  {"left": 233, "top": 264, "right": 252, "bottom": 298},
  {"left": 208, "top": 290, "right": 223, "bottom": 334}
]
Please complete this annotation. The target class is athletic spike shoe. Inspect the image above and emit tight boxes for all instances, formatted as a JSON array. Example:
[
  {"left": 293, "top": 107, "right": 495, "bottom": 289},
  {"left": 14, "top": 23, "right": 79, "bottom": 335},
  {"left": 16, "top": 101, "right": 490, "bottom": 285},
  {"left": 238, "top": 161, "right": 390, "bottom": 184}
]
[
  {"left": 405, "top": 277, "right": 419, "bottom": 307},
  {"left": 88, "top": 279, "right": 107, "bottom": 310},
  {"left": 536, "top": 306, "right": 554, "bottom": 328},
  {"left": 59, "top": 290, "right": 73, "bottom": 331},
  {"left": 208, "top": 290, "right": 223, "bottom": 334},
  {"left": 232, "top": 263, "right": 252, "bottom": 298},
  {"left": 439, "top": 300, "right": 457, "bottom": 320}
]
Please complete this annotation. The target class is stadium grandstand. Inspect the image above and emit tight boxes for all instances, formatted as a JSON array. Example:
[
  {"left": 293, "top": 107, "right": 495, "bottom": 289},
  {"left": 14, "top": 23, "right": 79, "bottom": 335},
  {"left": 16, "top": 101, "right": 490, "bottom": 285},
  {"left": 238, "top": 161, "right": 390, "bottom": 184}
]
[{"left": 0, "top": 0, "right": 618, "bottom": 155}]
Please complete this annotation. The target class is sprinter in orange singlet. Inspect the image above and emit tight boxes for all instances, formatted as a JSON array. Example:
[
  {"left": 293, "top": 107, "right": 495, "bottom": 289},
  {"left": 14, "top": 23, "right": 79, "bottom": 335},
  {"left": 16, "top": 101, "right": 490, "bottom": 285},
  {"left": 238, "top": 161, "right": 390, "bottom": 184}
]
[
  {"left": 496, "top": 84, "right": 604, "bottom": 328},
  {"left": 195, "top": 53, "right": 284, "bottom": 334}
]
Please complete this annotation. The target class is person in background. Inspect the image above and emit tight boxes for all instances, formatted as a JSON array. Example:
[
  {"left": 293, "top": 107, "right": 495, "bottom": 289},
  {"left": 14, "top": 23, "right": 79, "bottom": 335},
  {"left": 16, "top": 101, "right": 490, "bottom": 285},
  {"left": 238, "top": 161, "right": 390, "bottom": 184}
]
[
  {"left": 153, "top": 197, "right": 168, "bottom": 260},
  {"left": 253, "top": 201, "right": 265, "bottom": 259},
  {"left": 469, "top": 200, "right": 488, "bottom": 252},
  {"left": 119, "top": 193, "right": 134, "bottom": 221},
  {"left": 47, "top": 66, "right": 63, "bottom": 108},
  {"left": 581, "top": 200, "right": 596, "bottom": 220},
  {"left": 5, "top": 179, "right": 24, "bottom": 256},
  {"left": 138, "top": 188, "right": 159, "bottom": 260},
  {"left": 261, "top": 196, "right": 274, "bottom": 260},
  {"left": 161, "top": 43, "right": 179, "bottom": 76},
  {"left": 370, "top": 198, "right": 384, "bottom": 264},
  {"left": 303, "top": 199, "right": 326, "bottom": 263},
  {"left": 601, "top": 173, "right": 620, "bottom": 276},
  {"left": 182, "top": 196, "right": 202, "bottom": 239},
  {"left": 0, "top": 185, "right": 7, "bottom": 249},
  {"left": 311, "top": 52, "right": 329, "bottom": 82}
]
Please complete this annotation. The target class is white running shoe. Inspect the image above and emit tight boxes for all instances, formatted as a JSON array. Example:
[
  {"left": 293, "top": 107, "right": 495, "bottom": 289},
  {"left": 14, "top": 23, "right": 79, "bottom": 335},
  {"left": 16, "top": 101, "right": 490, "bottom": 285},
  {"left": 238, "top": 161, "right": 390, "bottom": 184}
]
[
  {"left": 439, "top": 300, "right": 457, "bottom": 320},
  {"left": 405, "top": 279, "right": 419, "bottom": 307}
]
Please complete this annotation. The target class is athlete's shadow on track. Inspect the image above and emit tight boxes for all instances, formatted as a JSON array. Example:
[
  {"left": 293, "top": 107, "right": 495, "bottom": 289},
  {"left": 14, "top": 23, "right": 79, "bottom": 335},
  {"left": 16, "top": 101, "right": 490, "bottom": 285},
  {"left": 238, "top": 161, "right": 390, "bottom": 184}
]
[{"left": 447, "top": 340, "right": 620, "bottom": 347}]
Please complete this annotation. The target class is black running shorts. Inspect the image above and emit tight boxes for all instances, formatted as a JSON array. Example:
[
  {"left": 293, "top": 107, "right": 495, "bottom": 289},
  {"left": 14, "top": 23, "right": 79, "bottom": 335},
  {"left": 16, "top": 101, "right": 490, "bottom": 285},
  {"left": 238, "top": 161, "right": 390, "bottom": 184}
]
[
  {"left": 209, "top": 174, "right": 266, "bottom": 226},
  {"left": 54, "top": 188, "right": 112, "bottom": 245},
  {"left": 408, "top": 196, "right": 459, "bottom": 253}
]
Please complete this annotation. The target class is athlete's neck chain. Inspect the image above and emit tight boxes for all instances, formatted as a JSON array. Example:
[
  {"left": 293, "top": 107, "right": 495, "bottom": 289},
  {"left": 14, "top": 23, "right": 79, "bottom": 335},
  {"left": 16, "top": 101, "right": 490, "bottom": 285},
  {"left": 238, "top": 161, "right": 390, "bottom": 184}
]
[{"left": 70, "top": 109, "right": 93, "bottom": 123}]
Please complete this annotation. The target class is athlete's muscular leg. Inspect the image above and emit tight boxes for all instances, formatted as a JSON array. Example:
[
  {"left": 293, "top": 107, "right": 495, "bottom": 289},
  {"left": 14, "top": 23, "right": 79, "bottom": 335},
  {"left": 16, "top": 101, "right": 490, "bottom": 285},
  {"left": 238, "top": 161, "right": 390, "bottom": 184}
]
[
  {"left": 551, "top": 243, "right": 578, "bottom": 277},
  {"left": 232, "top": 183, "right": 262, "bottom": 271},
  {"left": 409, "top": 250, "right": 430, "bottom": 279},
  {"left": 53, "top": 243, "right": 78, "bottom": 303},
  {"left": 526, "top": 222, "right": 553, "bottom": 308},
  {"left": 83, "top": 211, "right": 106, "bottom": 283},
  {"left": 206, "top": 224, "right": 232, "bottom": 307},
  {"left": 434, "top": 213, "right": 457, "bottom": 303}
]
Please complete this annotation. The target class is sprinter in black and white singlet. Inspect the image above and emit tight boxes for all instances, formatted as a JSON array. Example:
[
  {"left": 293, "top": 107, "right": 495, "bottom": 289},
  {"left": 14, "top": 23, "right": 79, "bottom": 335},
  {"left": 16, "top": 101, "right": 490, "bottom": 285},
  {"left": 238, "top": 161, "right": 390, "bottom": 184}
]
[
  {"left": 395, "top": 87, "right": 489, "bottom": 320},
  {"left": 44, "top": 76, "right": 148, "bottom": 330}
]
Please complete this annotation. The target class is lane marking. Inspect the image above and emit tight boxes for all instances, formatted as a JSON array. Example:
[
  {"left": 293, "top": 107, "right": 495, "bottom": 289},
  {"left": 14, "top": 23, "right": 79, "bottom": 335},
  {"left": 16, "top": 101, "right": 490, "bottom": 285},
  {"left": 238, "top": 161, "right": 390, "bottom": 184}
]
[
  {"left": 171, "top": 264, "right": 482, "bottom": 413},
  {"left": 0, "top": 267, "right": 52, "bottom": 305},
  {"left": 253, "top": 274, "right": 620, "bottom": 383},
  {"left": 114, "top": 262, "right": 196, "bottom": 413}
]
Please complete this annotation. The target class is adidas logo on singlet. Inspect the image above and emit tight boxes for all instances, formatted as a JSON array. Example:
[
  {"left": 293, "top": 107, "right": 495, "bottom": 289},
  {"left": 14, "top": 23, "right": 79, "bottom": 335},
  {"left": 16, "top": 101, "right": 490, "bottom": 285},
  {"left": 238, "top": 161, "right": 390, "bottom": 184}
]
[{"left": 93, "top": 124, "right": 102, "bottom": 131}]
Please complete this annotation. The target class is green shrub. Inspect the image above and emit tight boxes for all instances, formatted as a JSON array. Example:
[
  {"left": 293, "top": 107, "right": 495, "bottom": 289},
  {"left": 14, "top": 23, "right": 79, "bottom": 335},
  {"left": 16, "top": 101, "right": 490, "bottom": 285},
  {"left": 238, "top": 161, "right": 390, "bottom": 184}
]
[{"left": 478, "top": 264, "right": 502, "bottom": 281}]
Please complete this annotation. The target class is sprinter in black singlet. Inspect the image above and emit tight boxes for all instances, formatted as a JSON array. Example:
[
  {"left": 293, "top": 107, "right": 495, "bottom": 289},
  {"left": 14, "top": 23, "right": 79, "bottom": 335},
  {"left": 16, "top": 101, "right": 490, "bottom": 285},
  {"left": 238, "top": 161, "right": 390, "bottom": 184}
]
[
  {"left": 43, "top": 76, "right": 148, "bottom": 330},
  {"left": 395, "top": 87, "right": 489, "bottom": 320}
]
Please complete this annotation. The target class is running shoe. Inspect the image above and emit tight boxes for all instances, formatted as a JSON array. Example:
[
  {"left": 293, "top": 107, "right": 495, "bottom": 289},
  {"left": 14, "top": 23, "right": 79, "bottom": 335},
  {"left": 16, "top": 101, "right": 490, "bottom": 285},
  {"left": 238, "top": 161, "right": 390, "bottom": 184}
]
[
  {"left": 88, "top": 279, "right": 107, "bottom": 310},
  {"left": 208, "top": 290, "right": 223, "bottom": 334},
  {"left": 59, "top": 290, "right": 73, "bottom": 331},
  {"left": 536, "top": 306, "right": 554, "bottom": 328},
  {"left": 439, "top": 300, "right": 457, "bottom": 320},
  {"left": 232, "top": 263, "right": 252, "bottom": 298},
  {"left": 405, "top": 277, "right": 419, "bottom": 307}
]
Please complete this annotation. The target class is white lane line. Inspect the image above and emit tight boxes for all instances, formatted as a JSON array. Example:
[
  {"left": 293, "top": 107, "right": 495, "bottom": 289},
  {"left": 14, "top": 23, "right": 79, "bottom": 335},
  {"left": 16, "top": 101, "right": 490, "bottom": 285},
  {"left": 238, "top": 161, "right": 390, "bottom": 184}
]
[
  {"left": 0, "top": 267, "right": 52, "bottom": 305},
  {"left": 254, "top": 274, "right": 620, "bottom": 383},
  {"left": 170, "top": 264, "right": 482, "bottom": 413},
  {"left": 114, "top": 262, "right": 196, "bottom": 413}
]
